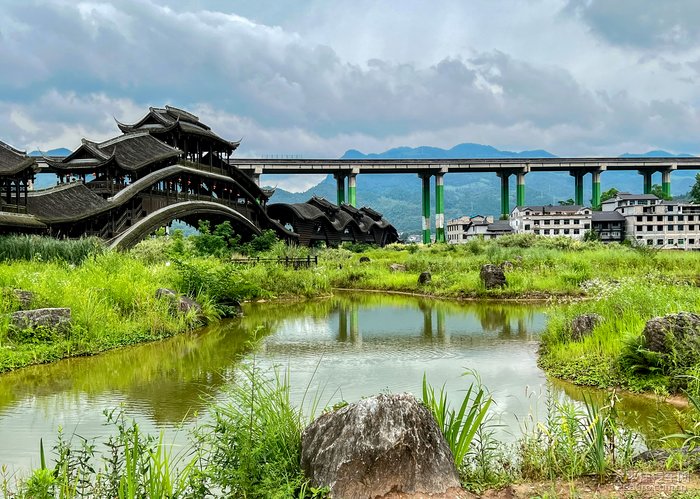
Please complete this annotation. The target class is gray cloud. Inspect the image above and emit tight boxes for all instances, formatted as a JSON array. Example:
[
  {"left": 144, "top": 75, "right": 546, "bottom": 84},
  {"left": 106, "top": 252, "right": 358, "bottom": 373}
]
[
  {"left": 566, "top": 0, "right": 700, "bottom": 51},
  {"left": 0, "top": 0, "right": 698, "bottom": 166}
]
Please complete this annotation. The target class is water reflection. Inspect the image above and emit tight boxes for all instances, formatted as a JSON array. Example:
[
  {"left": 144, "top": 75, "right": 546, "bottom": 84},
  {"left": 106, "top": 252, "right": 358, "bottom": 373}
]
[{"left": 0, "top": 292, "right": 686, "bottom": 471}]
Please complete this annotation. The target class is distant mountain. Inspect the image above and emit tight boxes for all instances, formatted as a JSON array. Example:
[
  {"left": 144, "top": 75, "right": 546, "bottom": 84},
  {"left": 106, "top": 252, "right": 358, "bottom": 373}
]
[
  {"left": 268, "top": 144, "right": 699, "bottom": 235},
  {"left": 342, "top": 142, "right": 557, "bottom": 160},
  {"left": 620, "top": 150, "right": 694, "bottom": 158},
  {"left": 28, "top": 148, "right": 71, "bottom": 157}
]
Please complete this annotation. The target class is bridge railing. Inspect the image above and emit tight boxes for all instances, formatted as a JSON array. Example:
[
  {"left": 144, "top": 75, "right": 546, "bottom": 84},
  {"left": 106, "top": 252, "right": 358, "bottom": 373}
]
[{"left": 229, "top": 256, "right": 318, "bottom": 269}]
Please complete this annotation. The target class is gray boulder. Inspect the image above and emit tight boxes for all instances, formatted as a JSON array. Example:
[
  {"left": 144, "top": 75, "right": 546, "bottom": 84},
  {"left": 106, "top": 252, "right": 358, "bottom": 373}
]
[
  {"left": 570, "top": 313, "right": 603, "bottom": 341},
  {"left": 389, "top": 263, "right": 406, "bottom": 272},
  {"left": 155, "top": 288, "right": 203, "bottom": 317},
  {"left": 10, "top": 308, "right": 71, "bottom": 338},
  {"left": 418, "top": 271, "right": 432, "bottom": 285},
  {"left": 13, "top": 289, "right": 34, "bottom": 309},
  {"left": 301, "top": 393, "right": 460, "bottom": 499},
  {"left": 643, "top": 312, "right": 700, "bottom": 353},
  {"left": 480, "top": 264, "right": 506, "bottom": 289},
  {"left": 359, "top": 256, "right": 371, "bottom": 263}
]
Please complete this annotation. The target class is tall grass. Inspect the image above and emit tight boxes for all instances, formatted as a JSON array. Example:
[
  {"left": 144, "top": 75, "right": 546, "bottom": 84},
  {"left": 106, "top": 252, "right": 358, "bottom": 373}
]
[{"left": 0, "top": 235, "right": 104, "bottom": 264}]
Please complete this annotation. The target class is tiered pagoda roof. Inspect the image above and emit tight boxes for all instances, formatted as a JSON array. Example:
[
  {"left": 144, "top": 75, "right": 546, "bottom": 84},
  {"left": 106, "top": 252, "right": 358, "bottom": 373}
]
[
  {"left": 46, "top": 132, "right": 181, "bottom": 172},
  {"left": 0, "top": 141, "right": 38, "bottom": 176},
  {"left": 116, "top": 106, "right": 240, "bottom": 153}
]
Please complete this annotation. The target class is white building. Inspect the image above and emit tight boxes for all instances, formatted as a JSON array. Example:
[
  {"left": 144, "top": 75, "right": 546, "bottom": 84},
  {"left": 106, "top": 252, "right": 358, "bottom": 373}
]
[
  {"left": 446, "top": 215, "right": 512, "bottom": 243},
  {"left": 510, "top": 205, "right": 592, "bottom": 240}
]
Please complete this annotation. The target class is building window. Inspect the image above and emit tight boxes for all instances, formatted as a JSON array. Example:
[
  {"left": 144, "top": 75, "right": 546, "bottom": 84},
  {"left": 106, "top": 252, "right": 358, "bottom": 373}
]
[
  {"left": 690, "top": 239, "right": 696, "bottom": 245},
  {"left": 668, "top": 239, "right": 674, "bottom": 245},
  {"left": 657, "top": 216, "right": 663, "bottom": 222},
  {"left": 678, "top": 239, "right": 685, "bottom": 245},
  {"left": 612, "top": 232, "right": 619, "bottom": 237},
  {"left": 647, "top": 216, "right": 653, "bottom": 222},
  {"left": 524, "top": 224, "right": 531, "bottom": 230},
  {"left": 534, "top": 230, "right": 540, "bottom": 235},
  {"left": 678, "top": 225, "right": 684, "bottom": 231},
  {"left": 554, "top": 229, "right": 559, "bottom": 235},
  {"left": 657, "top": 239, "right": 664, "bottom": 245},
  {"left": 668, "top": 225, "right": 674, "bottom": 231},
  {"left": 678, "top": 215, "right": 684, "bottom": 221},
  {"left": 690, "top": 225, "right": 696, "bottom": 231},
  {"left": 584, "top": 223, "right": 590, "bottom": 229},
  {"left": 647, "top": 239, "right": 653, "bottom": 245},
  {"left": 657, "top": 225, "right": 663, "bottom": 231},
  {"left": 553, "top": 220, "right": 560, "bottom": 225},
  {"left": 564, "top": 229, "right": 570, "bottom": 234},
  {"left": 637, "top": 216, "right": 643, "bottom": 222},
  {"left": 544, "top": 229, "right": 550, "bottom": 235},
  {"left": 544, "top": 220, "right": 550, "bottom": 225},
  {"left": 574, "top": 229, "right": 580, "bottom": 234}
]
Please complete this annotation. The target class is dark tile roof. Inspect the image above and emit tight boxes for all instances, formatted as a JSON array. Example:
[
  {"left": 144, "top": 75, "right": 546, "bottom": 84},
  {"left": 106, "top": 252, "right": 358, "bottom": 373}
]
[
  {"left": 27, "top": 183, "right": 108, "bottom": 222},
  {"left": 0, "top": 212, "right": 46, "bottom": 229},
  {"left": 604, "top": 193, "right": 659, "bottom": 201},
  {"left": 516, "top": 205, "right": 588, "bottom": 213},
  {"left": 50, "top": 133, "right": 180, "bottom": 172},
  {"left": 116, "top": 106, "right": 240, "bottom": 151},
  {"left": 592, "top": 211, "right": 625, "bottom": 222},
  {"left": 486, "top": 220, "right": 514, "bottom": 232},
  {"left": 0, "top": 141, "right": 37, "bottom": 176}
]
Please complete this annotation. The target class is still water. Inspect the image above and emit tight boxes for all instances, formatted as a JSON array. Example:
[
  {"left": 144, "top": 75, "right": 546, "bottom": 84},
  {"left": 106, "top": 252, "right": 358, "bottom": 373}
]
[{"left": 0, "top": 292, "right": 682, "bottom": 472}]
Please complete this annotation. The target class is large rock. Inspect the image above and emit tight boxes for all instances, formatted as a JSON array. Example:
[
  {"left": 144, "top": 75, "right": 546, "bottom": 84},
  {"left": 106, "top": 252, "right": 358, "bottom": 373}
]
[
  {"left": 155, "top": 288, "right": 203, "bottom": 317},
  {"left": 12, "top": 289, "right": 34, "bottom": 309},
  {"left": 643, "top": 312, "right": 700, "bottom": 353},
  {"left": 359, "top": 256, "right": 371, "bottom": 263},
  {"left": 418, "top": 271, "right": 432, "bottom": 285},
  {"left": 480, "top": 264, "right": 506, "bottom": 289},
  {"left": 570, "top": 313, "right": 603, "bottom": 341},
  {"left": 301, "top": 393, "right": 460, "bottom": 499},
  {"left": 389, "top": 263, "right": 406, "bottom": 272},
  {"left": 10, "top": 308, "right": 71, "bottom": 338}
]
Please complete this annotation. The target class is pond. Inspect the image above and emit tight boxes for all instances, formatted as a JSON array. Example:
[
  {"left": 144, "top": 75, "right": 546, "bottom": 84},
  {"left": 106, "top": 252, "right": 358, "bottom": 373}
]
[{"left": 0, "top": 292, "right": 683, "bottom": 472}]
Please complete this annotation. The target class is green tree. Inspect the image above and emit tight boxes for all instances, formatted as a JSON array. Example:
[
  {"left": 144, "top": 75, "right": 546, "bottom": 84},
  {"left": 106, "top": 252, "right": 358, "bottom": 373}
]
[
  {"left": 649, "top": 184, "right": 672, "bottom": 201},
  {"left": 599, "top": 187, "right": 619, "bottom": 204},
  {"left": 689, "top": 173, "right": 700, "bottom": 204},
  {"left": 558, "top": 198, "right": 575, "bottom": 206}
]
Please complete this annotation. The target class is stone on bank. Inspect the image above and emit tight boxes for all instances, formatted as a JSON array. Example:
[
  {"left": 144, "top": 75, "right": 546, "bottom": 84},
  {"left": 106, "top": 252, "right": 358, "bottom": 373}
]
[{"left": 301, "top": 393, "right": 460, "bottom": 498}]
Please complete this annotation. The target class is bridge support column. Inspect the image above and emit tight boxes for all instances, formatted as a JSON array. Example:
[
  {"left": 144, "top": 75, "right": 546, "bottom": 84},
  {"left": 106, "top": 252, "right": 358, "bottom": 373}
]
[
  {"left": 435, "top": 172, "right": 445, "bottom": 243},
  {"left": 348, "top": 170, "right": 357, "bottom": 207},
  {"left": 662, "top": 166, "right": 675, "bottom": 198},
  {"left": 420, "top": 173, "right": 432, "bottom": 244},
  {"left": 640, "top": 170, "right": 653, "bottom": 195},
  {"left": 571, "top": 171, "right": 585, "bottom": 205},
  {"left": 334, "top": 173, "right": 346, "bottom": 205},
  {"left": 516, "top": 168, "right": 528, "bottom": 207},
  {"left": 591, "top": 170, "right": 602, "bottom": 208},
  {"left": 497, "top": 172, "right": 510, "bottom": 219},
  {"left": 252, "top": 166, "right": 263, "bottom": 187}
]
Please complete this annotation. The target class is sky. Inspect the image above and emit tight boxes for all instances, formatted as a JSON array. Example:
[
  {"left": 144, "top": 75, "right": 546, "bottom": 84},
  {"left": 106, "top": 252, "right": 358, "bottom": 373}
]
[{"left": 2, "top": 0, "right": 700, "bottom": 191}]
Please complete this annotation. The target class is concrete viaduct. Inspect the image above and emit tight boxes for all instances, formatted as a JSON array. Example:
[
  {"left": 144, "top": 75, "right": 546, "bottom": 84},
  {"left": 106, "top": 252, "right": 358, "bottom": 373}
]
[{"left": 228, "top": 157, "right": 700, "bottom": 244}]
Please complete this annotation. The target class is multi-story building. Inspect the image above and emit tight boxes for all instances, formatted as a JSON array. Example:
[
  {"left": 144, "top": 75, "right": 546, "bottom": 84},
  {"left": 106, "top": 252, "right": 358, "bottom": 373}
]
[
  {"left": 591, "top": 211, "right": 625, "bottom": 242},
  {"left": 510, "top": 205, "right": 592, "bottom": 240},
  {"left": 620, "top": 201, "right": 700, "bottom": 249},
  {"left": 447, "top": 215, "right": 491, "bottom": 243}
]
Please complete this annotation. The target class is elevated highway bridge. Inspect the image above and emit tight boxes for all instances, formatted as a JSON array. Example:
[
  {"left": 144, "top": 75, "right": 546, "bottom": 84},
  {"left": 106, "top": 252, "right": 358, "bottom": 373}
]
[{"left": 228, "top": 156, "right": 700, "bottom": 243}]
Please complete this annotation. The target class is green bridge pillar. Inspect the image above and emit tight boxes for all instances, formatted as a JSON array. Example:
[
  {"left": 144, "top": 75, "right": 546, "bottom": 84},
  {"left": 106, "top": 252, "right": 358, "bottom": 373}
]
[
  {"left": 662, "top": 168, "right": 673, "bottom": 198},
  {"left": 571, "top": 171, "right": 585, "bottom": 206},
  {"left": 516, "top": 170, "right": 527, "bottom": 207},
  {"left": 348, "top": 172, "right": 357, "bottom": 207},
  {"left": 334, "top": 173, "right": 346, "bottom": 205},
  {"left": 435, "top": 172, "right": 445, "bottom": 243},
  {"left": 420, "top": 173, "right": 432, "bottom": 244},
  {"left": 591, "top": 170, "right": 602, "bottom": 208},
  {"left": 497, "top": 172, "right": 510, "bottom": 218},
  {"left": 640, "top": 170, "right": 653, "bottom": 195}
]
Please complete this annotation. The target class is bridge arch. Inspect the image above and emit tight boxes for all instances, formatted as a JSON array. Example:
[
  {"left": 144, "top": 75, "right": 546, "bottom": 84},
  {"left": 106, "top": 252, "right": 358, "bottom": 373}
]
[{"left": 108, "top": 200, "right": 261, "bottom": 249}]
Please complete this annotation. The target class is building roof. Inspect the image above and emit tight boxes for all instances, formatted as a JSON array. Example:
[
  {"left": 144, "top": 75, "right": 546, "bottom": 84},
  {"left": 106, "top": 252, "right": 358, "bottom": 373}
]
[
  {"left": 116, "top": 106, "right": 240, "bottom": 152},
  {"left": 487, "top": 220, "right": 514, "bottom": 232},
  {"left": 515, "top": 205, "right": 589, "bottom": 214},
  {"left": 0, "top": 211, "right": 46, "bottom": 229},
  {"left": 592, "top": 211, "right": 625, "bottom": 222},
  {"left": 27, "top": 183, "right": 108, "bottom": 222},
  {"left": 602, "top": 192, "right": 659, "bottom": 203},
  {"left": 0, "top": 140, "right": 38, "bottom": 176},
  {"left": 48, "top": 132, "right": 181, "bottom": 172}
]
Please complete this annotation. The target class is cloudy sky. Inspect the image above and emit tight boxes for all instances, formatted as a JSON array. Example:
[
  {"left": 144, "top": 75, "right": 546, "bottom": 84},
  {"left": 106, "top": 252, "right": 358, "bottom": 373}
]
[{"left": 2, "top": 0, "right": 700, "bottom": 190}]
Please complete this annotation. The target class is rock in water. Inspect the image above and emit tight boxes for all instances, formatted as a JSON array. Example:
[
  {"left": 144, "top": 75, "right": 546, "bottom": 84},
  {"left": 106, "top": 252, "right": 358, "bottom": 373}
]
[
  {"left": 643, "top": 312, "right": 700, "bottom": 353},
  {"left": 570, "top": 313, "right": 603, "bottom": 340},
  {"left": 418, "top": 271, "right": 432, "bottom": 285},
  {"left": 10, "top": 308, "right": 71, "bottom": 337},
  {"left": 301, "top": 393, "right": 460, "bottom": 498},
  {"left": 480, "top": 264, "right": 506, "bottom": 289}
]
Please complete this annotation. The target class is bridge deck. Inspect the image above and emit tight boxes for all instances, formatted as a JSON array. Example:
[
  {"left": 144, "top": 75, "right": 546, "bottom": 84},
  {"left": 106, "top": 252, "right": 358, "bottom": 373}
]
[{"left": 226, "top": 157, "right": 700, "bottom": 174}]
